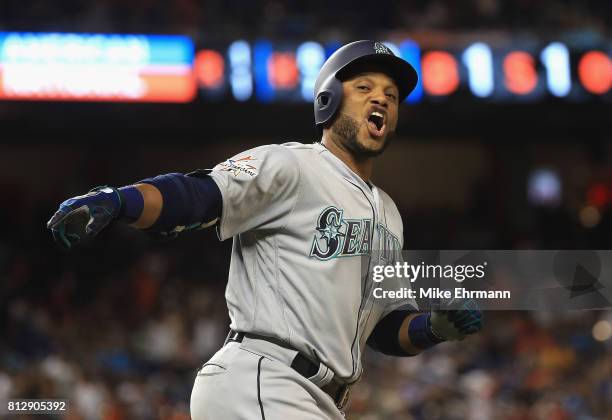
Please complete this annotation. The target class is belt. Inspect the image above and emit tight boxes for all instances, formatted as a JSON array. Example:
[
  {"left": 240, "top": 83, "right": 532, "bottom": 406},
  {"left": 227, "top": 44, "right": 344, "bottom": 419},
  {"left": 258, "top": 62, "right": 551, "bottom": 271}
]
[{"left": 225, "top": 330, "right": 351, "bottom": 409}]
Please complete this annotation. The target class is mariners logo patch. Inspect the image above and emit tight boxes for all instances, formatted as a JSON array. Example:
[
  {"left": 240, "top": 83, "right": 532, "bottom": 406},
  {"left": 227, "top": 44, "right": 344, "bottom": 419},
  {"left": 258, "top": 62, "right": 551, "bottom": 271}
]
[
  {"left": 374, "top": 42, "right": 392, "bottom": 55},
  {"left": 214, "top": 156, "right": 258, "bottom": 177}
]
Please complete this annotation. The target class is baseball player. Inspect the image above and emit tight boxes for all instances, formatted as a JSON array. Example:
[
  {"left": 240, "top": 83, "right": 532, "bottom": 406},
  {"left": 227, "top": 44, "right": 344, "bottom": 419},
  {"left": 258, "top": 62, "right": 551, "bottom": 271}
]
[{"left": 47, "top": 40, "right": 483, "bottom": 419}]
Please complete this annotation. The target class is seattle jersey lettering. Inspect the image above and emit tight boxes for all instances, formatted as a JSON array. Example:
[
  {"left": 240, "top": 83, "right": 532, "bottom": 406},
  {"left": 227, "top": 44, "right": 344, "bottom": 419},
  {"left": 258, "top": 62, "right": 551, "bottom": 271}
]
[{"left": 309, "top": 206, "right": 401, "bottom": 261}]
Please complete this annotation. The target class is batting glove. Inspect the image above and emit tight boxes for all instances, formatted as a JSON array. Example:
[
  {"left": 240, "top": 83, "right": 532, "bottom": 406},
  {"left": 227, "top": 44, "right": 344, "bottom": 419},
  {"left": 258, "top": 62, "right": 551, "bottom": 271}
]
[
  {"left": 47, "top": 186, "right": 122, "bottom": 250},
  {"left": 429, "top": 299, "right": 483, "bottom": 341}
]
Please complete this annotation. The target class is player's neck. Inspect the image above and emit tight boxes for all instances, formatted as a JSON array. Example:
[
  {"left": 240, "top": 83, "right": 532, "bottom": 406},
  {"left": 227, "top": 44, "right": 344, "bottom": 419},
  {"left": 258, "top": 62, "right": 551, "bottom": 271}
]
[{"left": 320, "top": 135, "right": 373, "bottom": 182}]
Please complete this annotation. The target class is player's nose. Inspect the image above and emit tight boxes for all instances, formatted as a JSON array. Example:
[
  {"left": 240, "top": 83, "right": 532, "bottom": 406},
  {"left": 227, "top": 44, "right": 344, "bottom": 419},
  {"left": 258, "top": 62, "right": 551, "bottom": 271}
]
[{"left": 370, "top": 91, "right": 389, "bottom": 108}]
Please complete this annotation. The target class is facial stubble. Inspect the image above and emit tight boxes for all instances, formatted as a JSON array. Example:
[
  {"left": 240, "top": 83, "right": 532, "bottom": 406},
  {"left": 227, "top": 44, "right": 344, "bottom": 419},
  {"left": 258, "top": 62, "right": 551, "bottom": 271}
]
[{"left": 331, "top": 113, "right": 395, "bottom": 158}]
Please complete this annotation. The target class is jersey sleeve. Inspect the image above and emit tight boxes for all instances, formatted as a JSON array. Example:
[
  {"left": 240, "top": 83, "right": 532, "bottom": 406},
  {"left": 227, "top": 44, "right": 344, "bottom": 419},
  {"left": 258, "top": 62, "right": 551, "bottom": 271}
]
[{"left": 207, "top": 144, "right": 301, "bottom": 241}]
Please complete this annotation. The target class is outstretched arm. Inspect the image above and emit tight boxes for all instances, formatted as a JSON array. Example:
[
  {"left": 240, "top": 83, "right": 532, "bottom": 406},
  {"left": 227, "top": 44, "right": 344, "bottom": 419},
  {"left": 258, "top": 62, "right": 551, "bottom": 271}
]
[
  {"left": 48, "top": 144, "right": 300, "bottom": 249},
  {"left": 47, "top": 172, "right": 222, "bottom": 249}
]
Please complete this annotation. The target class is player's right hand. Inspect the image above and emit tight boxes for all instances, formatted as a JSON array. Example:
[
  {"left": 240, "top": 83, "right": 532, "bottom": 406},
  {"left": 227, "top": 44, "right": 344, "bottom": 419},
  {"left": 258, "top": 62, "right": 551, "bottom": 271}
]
[{"left": 46, "top": 186, "right": 122, "bottom": 250}]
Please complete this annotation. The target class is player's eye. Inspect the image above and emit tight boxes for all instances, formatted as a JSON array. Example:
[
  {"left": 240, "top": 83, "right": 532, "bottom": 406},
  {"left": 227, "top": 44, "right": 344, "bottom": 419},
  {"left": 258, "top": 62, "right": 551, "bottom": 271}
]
[
  {"left": 357, "top": 85, "right": 370, "bottom": 91},
  {"left": 386, "top": 93, "right": 397, "bottom": 100}
]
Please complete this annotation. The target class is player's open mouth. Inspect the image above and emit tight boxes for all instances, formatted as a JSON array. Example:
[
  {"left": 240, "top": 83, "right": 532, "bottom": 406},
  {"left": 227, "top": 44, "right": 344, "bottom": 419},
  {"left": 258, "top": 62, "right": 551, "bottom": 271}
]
[{"left": 366, "top": 111, "right": 386, "bottom": 138}]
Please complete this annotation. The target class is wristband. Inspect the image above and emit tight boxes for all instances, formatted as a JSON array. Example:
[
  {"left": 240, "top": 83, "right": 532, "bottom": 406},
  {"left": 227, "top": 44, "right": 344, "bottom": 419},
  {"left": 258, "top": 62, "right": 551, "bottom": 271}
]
[
  {"left": 408, "top": 313, "right": 445, "bottom": 350},
  {"left": 117, "top": 186, "right": 144, "bottom": 223}
]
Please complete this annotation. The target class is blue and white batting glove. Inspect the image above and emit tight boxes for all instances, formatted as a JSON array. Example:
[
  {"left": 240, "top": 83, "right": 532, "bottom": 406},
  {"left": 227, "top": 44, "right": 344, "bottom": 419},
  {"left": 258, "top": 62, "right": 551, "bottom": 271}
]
[
  {"left": 47, "top": 186, "right": 122, "bottom": 250},
  {"left": 429, "top": 299, "right": 483, "bottom": 341}
]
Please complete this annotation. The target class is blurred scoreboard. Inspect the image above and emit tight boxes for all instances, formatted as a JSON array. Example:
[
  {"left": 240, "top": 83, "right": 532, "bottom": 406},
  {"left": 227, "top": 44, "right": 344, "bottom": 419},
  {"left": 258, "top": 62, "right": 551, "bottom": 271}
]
[
  {"left": 0, "top": 32, "right": 610, "bottom": 104},
  {"left": 0, "top": 32, "right": 195, "bottom": 102},
  {"left": 197, "top": 39, "right": 611, "bottom": 104}
]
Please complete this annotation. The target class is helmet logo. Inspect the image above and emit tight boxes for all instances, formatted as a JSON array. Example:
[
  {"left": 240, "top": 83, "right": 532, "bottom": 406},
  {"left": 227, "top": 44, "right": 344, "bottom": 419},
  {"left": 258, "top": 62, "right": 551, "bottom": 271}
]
[{"left": 374, "top": 42, "right": 392, "bottom": 55}]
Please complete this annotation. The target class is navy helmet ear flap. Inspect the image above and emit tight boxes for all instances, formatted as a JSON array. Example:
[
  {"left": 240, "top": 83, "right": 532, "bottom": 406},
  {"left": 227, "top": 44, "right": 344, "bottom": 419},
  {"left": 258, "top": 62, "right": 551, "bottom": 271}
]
[{"left": 313, "top": 74, "right": 342, "bottom": 128}]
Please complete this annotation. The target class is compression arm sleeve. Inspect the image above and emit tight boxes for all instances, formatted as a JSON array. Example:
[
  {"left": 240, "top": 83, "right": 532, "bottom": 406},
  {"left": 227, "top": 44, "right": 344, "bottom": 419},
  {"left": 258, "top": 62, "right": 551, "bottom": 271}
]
[
  {"left": 367, "top": 310, "right": 445, "bottom": 356},
  {"left": 135, "top": 172, "right": 222, "bottom": 232},
  {"left": 367, "top": 310, "right": 414, "bottom": 356}
]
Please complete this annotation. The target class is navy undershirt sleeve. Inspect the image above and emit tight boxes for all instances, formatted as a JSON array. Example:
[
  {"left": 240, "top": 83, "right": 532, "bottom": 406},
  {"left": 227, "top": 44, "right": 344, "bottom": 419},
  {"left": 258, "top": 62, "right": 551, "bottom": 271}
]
[
  {"left": 367, "top": 310, "right": 413, "bottom": 356},
  {"left": 139, "top": 172, "right": 222, "bottom": 232}
]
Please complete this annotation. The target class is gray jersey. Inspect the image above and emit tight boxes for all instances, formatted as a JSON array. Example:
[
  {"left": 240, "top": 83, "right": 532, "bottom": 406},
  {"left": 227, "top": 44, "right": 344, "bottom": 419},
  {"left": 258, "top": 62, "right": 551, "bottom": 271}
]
[{"left": 208, "top": 142, "right": 414, "bottom": 383}]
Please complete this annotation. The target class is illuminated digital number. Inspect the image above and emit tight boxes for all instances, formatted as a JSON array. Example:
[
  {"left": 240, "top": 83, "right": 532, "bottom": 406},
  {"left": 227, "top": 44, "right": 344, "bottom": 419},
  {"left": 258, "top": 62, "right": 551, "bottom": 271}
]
[
  {"left": 462, "top": 43, "right": 494, "bottom": 97},
  {"left": 503, "top": 51, "right": 537, "bottom": 95},
  {"left": 421, "top": 51, "right": 459, "bottom": 96},
  {"left": 540, "top": 42, "right": 571, "bottom": 97},
  {"left": 195, "top": 50, "right": 224, "bottom": 89},
  {"left": 296, "top": 42, "right": 325, "bottom": 101},
  {"left": 267, "top": 52, "right": 298, "bottom": 89},
  {"left": 228, "top": 40, "right": 252, "bottom": 101},
  {"left": 578, "top": 51, "right": 612, "bottom": 95}
]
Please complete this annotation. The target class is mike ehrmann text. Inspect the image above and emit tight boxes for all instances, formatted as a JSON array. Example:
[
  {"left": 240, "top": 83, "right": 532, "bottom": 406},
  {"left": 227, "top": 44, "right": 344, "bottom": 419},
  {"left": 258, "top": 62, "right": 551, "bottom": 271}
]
[{"left": 373, "top": 287, "right": 511, "bottom": 299}]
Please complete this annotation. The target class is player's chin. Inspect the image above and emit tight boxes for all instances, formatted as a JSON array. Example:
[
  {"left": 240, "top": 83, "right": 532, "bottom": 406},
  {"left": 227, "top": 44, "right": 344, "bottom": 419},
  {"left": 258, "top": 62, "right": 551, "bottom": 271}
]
[{"left": 355, "top": 136, "right": 388, "bottom": 157}]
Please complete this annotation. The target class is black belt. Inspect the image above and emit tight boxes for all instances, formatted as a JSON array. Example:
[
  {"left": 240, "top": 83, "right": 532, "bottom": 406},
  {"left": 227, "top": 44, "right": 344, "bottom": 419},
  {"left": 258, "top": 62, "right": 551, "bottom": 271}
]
[{"left": 225, "top": 330, "right": 351, "bottom": 409}]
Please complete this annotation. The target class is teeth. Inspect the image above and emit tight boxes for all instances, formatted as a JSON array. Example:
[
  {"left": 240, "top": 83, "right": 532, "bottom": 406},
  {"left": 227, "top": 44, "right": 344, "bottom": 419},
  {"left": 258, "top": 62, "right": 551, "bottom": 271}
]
[{"left": 368, "top": 111, "right": 385, "bottom": 131}]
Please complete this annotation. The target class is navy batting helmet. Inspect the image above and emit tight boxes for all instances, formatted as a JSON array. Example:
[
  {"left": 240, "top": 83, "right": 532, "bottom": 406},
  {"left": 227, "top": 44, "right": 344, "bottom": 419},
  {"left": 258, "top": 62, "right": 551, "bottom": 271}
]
[{"left": 313, "top": 40, "right": 418, "bottom": 129}]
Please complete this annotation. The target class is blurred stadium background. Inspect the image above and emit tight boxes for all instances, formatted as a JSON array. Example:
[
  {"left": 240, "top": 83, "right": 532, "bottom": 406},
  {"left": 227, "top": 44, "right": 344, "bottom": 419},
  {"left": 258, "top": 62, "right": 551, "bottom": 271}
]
[{"left": 1, "top": 1, "right": 611, "bottom": 419}]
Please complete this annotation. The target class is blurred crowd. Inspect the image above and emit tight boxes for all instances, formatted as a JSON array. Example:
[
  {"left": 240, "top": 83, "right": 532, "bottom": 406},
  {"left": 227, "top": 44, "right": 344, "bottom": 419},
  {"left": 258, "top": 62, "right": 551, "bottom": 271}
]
[
  {"left": 0, "top": 0, "right": 610, "bottom": 38},
  {"left": 1, "top": 222, "right": 230, "bottom": 420},
  {"left": 1, "top": 187, "right": 611, "bottom": 419}
]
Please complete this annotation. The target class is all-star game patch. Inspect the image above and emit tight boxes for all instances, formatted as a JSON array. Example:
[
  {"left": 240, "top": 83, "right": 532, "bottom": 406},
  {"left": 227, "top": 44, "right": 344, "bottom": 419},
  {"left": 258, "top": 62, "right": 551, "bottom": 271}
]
[{"left": 214, "top": 156, "right": 258, "bottom": 177}]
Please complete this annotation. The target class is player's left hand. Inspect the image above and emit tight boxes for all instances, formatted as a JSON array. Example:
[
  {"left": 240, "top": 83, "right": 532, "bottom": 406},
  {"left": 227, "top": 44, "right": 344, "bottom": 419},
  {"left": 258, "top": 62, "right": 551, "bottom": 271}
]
[{"left": 429, "top": 299, "right": 483, "bottom": 341}]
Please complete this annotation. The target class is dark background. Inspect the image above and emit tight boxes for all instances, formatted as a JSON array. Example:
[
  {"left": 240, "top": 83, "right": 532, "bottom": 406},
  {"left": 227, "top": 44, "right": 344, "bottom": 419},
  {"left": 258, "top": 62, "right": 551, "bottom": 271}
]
[{"left": 1, "top": 1, "right": 611, "bottom": 419}]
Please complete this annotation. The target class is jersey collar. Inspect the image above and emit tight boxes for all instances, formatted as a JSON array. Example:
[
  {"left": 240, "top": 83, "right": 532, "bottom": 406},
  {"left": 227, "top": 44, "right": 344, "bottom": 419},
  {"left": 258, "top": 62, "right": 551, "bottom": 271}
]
[{"left": 313, "top": 142, "right": 377, "bottom": 193}]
